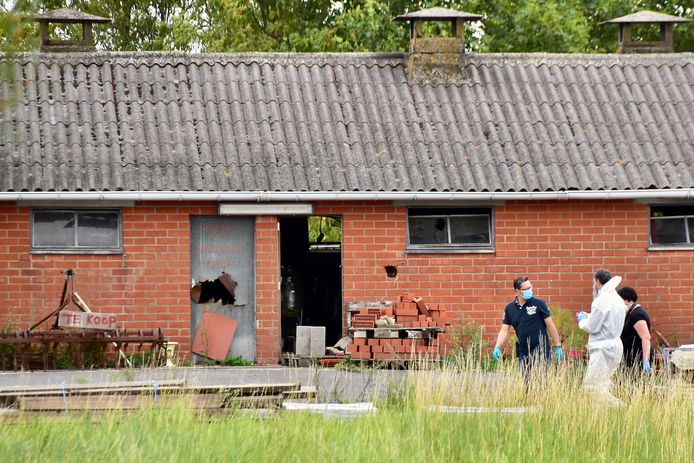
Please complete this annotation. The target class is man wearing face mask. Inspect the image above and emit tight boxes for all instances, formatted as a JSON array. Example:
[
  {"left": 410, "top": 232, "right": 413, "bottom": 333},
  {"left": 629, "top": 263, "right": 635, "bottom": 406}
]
[
  {"left": 576, "top": 269, "right": 626, "bottom": 406},
  {"left": 492, "top": 277, "right": 564, "bottom": 378}
]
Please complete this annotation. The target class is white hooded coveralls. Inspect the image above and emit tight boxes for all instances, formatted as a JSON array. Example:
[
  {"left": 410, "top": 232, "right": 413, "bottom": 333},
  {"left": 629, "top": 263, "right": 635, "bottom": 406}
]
[{"left": 578, "top": 276, "right": 626, "bottom": 405}]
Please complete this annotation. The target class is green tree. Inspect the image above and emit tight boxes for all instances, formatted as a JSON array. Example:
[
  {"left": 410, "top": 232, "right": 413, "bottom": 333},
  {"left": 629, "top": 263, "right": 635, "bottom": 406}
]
[
  {"left": 195, "top": 0, "right": 335, "bottom": 52},
  {"left": 466, "top": 0, "right": 589, "bottom": 53},
  {"left": 5, "top": 0, "right": 198, "bottom": 51},
  {"left": 2, "top": 0, "right": 692, "bottom": 54},
  {"left": 308, "top": 216, "right": 341, "bottom": 243},
  {"left": 1, "top": 1, "right": 39, "bottom": 52}
]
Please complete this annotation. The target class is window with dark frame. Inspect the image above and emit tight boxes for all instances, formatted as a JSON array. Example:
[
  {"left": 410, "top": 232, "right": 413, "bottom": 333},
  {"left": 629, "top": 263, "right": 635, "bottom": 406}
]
[
  {"left": 32, "top": 209, "right": 121, "bottom": 252},
  {"left": 407, "top": 207, "right": 493, "bottom": 250},
  {"left": 650, "top": 206, "right": 694, "bottom": 246}
]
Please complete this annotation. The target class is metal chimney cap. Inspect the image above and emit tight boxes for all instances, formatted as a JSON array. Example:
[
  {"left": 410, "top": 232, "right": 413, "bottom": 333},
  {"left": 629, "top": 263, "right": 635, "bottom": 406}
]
[
  {"left": 601, "top": 10, "right": 691, "bottom": 25},
  {"left": 33, "top": 8, "right": 111, "bottom": 24},
  {"left": 395, "top": 7, "right": 483, "bottom": 22}
]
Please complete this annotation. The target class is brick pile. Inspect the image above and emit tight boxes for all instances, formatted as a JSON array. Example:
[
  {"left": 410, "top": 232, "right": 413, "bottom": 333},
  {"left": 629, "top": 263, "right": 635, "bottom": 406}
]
[{"left": 345, "top": 294, "right": 454, "bottom": 362}]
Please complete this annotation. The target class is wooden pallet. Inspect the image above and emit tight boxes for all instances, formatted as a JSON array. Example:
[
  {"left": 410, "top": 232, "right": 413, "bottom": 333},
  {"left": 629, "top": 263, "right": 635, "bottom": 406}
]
[{"left": 0, "top": 380, "right": 316, "bottom": 416}]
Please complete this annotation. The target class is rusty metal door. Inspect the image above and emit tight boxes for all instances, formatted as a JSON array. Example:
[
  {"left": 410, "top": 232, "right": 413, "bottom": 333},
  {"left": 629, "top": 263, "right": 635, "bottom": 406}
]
[{"left": 190, "top": 217, "right": 255, "bottom": 362}]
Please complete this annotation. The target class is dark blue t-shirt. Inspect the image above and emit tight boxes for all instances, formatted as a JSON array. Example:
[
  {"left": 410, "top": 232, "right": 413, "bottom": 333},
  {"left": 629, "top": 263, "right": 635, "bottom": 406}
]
[{"left": 502, "top": 297, "right": 551, "bottom": 359}]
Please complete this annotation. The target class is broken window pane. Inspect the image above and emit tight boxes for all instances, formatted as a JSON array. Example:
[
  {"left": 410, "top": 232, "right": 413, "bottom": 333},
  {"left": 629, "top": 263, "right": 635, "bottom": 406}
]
[{"left": 408, "top": 216, "right": 449, "bottom": 244}]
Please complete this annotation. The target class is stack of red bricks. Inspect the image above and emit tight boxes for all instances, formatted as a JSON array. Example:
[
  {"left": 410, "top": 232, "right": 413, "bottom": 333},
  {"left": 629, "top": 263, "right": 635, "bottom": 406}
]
[
  {"left": 350, "top": 309, "right": 380, "bottom": 329},
  {"left": 345, "top": 294, "right": 454, "bottom": 362}
]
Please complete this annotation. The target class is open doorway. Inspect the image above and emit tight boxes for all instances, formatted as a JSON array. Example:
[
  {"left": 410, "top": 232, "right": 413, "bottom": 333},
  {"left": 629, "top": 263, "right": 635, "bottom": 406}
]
[{"left": 279, "top": 216, "right": 342, "bottom": 353}]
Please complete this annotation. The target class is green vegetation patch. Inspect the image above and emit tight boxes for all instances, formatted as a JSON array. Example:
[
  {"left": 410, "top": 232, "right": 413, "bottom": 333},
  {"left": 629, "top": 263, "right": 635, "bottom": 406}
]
[{"left": 3, "top": 365, "right": 693, "bottom": 462}]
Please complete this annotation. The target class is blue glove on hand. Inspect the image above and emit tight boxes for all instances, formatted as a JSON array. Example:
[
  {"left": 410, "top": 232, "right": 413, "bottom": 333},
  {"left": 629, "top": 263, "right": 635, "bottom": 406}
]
[
  {"left": 576, "top": 312, "right": 587, "bottom": 323},
  {"left": 492, "top": 346, "right": 501, "bottom": 361},
  {"left": 554, "top": 346, "right": 564, "bottom": 361},
  {"left": 643, "top": 360, "right": 653, "bottom": 375}
]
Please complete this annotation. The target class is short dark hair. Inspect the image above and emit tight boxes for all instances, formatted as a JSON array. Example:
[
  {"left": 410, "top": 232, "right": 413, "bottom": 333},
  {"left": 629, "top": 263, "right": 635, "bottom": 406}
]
[
  {"left": 594, "top": 269, "right": 612, "bottom": 285},
  {"left": 513, "top": 277, "right": 529, "bottom": 290},
  {"left": 617, "top": 286, "right": 638, "bottom": 302}
]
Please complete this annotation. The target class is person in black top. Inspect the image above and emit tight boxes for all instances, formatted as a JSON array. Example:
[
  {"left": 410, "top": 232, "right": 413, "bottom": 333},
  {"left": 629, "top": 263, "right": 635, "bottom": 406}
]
[
  {"left": 493, "top": 277, "right": 564, "bottom": 382},
  {"left": 617, "top": 286, "right": 653, "bottom": 375}
]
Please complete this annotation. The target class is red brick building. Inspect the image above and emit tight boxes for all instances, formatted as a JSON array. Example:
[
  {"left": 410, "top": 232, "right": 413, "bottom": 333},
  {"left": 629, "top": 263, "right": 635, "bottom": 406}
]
[{"left": 1, "top": 9, "right": 693, "bottom": 364}]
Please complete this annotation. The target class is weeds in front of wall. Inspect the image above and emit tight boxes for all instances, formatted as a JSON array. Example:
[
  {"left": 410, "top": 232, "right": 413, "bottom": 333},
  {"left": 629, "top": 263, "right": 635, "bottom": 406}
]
[
  {"left": 0, "top": 321, "right": 20, "bottom": 359},
  {"left": 442, "top": 320, "right": 495, "bottom": 371},
  {"left": 333, "top": 359, "right": 364, "bottom": 372},
  {"left": 186, "top": 356, "right": 252, "bottom": 367},
  {"left": 124, "top": 364, "right": 136, "bottom": 382}
]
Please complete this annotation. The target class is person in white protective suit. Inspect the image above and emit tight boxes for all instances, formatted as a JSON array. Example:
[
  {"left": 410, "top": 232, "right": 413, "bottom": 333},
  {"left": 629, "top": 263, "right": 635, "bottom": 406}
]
[{"left": 576, "top": 269, "right": 626, "bottom": 406}]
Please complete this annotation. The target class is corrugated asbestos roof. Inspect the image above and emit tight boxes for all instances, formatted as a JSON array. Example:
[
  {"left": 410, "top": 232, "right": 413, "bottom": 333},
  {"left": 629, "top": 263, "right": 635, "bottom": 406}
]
[{"left": 0, "top": 51, "right": 693, "bottom": 193}]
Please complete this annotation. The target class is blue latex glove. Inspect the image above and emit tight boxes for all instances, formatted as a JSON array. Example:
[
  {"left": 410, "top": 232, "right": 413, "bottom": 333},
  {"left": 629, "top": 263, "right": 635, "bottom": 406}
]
[
  {"left": 492, "top": 346, "right": 501, "bottom": 361},
  {"left": 576, "top": 312, "right": 587, "bottom": 323},
  {"left": 643, "top": 360, "right": 653, "bottom": 375},
  {"left": 554, "top": 346, "right": 565, "bottom": 361}
]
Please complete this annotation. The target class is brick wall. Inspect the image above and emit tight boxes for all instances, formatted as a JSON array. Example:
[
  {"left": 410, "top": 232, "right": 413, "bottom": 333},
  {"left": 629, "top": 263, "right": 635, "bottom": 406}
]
[
  {"left": 0, "top": 202, "right": 279, "bottom": 365},
  {"left": 0, "top": 202, "right": 217, "bottom": 356},
  {"left": 254, "top": 216, "right": 281, "bottom": 365},
  {"left": 316, "top": 200, "right": 694, "bottom": 348},
  {"left": 1, "top": 199, "right": 692, "bottom": 366}
]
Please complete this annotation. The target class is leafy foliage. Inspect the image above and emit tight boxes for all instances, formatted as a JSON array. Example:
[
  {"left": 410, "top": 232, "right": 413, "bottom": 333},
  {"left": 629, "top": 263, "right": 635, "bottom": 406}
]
[
  {"left": 308, "top": 216, "right": 341, "bottom": 244},
  {"left": 3, "top": 0, "right": 691, "bottom": 54},
  {"left": 550, "top": 306, "right": 587, "bottom": 349},
  {"left": 191, "top": 355, "right": 252, "bottom": 366}
]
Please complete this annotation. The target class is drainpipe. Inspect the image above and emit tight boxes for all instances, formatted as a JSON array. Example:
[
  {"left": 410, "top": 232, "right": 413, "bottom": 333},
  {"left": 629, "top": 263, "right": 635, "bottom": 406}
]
[{"left": 3, "top": 189, "right": 694, "bottom": 202}]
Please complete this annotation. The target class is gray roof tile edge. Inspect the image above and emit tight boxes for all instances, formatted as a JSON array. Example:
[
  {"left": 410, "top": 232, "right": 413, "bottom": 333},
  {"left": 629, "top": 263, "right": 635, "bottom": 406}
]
[
  {"left": 2, "top": 51, "right": 693, "bottom": 67},
  {"left": 0, "top": 51, "right": 408, "bottom": 68}
]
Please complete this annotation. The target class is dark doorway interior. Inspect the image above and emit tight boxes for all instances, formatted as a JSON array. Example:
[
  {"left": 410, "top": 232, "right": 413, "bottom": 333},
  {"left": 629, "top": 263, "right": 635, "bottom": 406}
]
[{"left": 279, "top": 216, "right": 342, "bottom": 353}]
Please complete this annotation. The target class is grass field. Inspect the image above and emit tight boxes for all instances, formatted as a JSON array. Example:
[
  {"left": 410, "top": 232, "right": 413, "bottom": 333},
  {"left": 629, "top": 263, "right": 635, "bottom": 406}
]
[{"left": 2, "top": 361, "right": 693, "bottom": 462}]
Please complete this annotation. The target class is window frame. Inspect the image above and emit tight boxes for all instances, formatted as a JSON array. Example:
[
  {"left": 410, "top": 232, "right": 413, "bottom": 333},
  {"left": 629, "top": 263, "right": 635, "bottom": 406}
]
[
  {"left": 406, "top": 206, "right": 495, "bottom": 253},
  {"left": 648, "top": 205, "right": 694, "bottom": 249},
  {"left": 31, "top": 208, "right": 123, "bottom": 254}
]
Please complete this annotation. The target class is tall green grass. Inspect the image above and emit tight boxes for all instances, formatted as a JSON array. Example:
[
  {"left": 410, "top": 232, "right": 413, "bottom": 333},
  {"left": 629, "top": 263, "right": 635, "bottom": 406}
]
[{"left": 2, "top": 359, "right": 693, "bottom": 462}]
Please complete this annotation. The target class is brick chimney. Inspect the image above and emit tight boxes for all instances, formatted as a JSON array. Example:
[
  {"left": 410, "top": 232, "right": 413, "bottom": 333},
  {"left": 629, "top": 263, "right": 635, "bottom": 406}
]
[
  {"left": 33, "top": 8, "right": 111, "bottom": 52},
  {"left": 395, "top": 7, "right": 482, "bottom": 84},
  {"left": 602, "top": 11, "right": 691, "bottom": 54}
]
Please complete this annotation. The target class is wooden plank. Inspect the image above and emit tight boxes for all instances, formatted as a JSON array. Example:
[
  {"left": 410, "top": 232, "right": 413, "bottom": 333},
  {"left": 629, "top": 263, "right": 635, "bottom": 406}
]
[
  {"left": 21, "top": 395, "right": 156, "bottom": 411},
  {"left": 349, "top": 326, "right": 440, "bottom": 332},
  {"left": 182, "top": 383, "right": 300, "bottom": 396},
  {"left": 1, "top": 386, "right": 183, "bottom": 398},
  {"left": 1, "top": 381, "right": 300, "bottom": 399},
  {"left": 0, "top": 380, "right": 184, "bottom": 396},
  {"left": 373, "top": 328, "right": 401, "bottom": 339},
  {"left": 282, "top": 387, "right": 317, "bottom": 400}
]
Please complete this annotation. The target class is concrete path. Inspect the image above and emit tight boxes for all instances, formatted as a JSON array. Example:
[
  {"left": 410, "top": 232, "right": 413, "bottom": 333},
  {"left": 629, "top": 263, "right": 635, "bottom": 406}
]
[{"left": 0, "top": 366, "right": 410, "bottom": 403}]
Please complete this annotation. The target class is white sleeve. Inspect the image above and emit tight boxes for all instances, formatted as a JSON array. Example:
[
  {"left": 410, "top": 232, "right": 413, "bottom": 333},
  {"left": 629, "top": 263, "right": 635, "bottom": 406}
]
[{"left": 578, "top": 300, "right": 607, "bottom": 334}]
